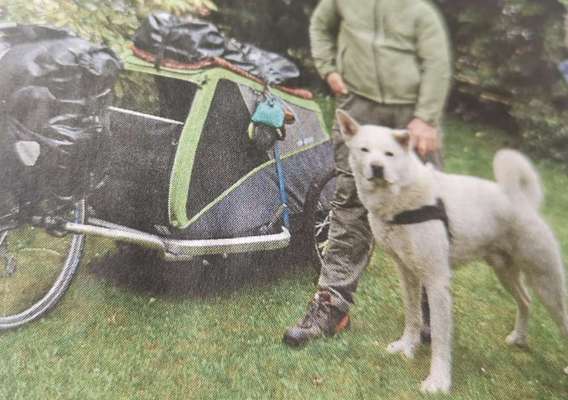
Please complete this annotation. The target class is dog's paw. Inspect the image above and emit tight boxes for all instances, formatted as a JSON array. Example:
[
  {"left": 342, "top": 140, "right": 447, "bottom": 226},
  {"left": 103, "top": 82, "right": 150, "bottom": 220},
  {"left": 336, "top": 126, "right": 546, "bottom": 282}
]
[
  {"left": 505, "top": 331, "right": 528, "bottom": 347},
  {"left": 386, "top": 337, "right": 419, "bottom": 359},
  {"left": 420, "top": 373, "right": 451, "bottom": 394}
]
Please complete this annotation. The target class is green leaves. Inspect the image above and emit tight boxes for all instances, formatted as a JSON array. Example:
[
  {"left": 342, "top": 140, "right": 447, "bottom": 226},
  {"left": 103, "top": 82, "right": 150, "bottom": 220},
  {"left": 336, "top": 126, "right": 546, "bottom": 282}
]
[
  {"left": 434, "top": 0, "right": 568, "bottom": 163},
  {"left": 4, "top": 0, "right": 216, "bottom": 57}
]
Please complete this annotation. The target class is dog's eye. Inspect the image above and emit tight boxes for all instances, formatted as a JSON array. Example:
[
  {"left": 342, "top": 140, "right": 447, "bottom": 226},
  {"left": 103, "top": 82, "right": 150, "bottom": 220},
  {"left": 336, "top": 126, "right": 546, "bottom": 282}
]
[
  {"left": 360, "top": 147, "right": 370, "bottom": 153},
  {"left": 385, "top": 151, "right": 394, "bottom": 157}
]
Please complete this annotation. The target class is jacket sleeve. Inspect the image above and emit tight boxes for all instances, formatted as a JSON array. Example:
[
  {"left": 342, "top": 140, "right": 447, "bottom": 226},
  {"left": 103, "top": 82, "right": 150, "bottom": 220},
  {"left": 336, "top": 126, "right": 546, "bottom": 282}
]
[
  {"left": 310, "top": 0, "right": 341, "bottom": 79},
  {"left": 414, "top": 5, "right": 452, "bottom": 125}
]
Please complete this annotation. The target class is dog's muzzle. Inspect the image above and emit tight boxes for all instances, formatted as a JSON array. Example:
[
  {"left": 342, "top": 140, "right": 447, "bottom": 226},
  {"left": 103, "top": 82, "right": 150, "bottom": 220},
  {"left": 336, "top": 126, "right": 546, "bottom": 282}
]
[{"left": 371, "top": 165, "right": 384, "bottom": 180}]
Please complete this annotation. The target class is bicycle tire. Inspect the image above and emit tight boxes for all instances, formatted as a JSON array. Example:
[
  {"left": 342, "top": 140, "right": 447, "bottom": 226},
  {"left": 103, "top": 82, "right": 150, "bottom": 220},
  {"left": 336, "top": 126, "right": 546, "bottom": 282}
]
[
  {"left": 302, "top": 169, "right": 336, "bottom": 276},
  {"left": 0, "top": 199, "right": 86, "bottom": 330}
]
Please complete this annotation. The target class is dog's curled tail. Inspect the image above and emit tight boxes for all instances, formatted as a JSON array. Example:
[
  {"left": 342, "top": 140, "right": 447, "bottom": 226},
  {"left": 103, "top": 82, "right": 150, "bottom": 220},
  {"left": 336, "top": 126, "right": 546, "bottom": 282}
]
[{"left": 494, "top": 149, "right": 543, "bottom": 210}]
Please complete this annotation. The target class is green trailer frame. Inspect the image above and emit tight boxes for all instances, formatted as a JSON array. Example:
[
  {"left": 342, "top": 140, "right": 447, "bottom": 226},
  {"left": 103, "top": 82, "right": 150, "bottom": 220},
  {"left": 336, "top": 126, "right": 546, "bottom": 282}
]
[{"left": 124, "top": 54, "right": 331, "bottom": 231}]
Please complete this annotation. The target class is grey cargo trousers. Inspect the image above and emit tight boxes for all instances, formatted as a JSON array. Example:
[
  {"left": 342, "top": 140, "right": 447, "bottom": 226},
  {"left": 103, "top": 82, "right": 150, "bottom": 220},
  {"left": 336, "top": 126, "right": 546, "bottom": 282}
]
[{"left": 318, "top": 93, "right": 443, "bottom": 312}]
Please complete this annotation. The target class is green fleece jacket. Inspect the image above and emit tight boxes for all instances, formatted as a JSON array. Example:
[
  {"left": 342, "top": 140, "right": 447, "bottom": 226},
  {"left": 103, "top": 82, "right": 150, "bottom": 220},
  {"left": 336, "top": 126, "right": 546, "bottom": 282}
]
[{"left": 310, "top": 0, "right": 451, "bottom": 124}]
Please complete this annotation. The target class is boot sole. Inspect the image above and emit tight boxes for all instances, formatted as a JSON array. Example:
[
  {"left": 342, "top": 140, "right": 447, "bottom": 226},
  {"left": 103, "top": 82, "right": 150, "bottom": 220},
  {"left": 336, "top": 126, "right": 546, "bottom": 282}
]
[{"left": 283, "top": 315, "right": 351, "bottom": 348}]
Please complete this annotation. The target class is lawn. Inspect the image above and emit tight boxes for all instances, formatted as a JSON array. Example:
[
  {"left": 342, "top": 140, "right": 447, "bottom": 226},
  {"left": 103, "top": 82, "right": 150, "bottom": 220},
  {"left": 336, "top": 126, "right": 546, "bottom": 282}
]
[{"left": 1, "top": 116, "right": 567, "bottom": 399}]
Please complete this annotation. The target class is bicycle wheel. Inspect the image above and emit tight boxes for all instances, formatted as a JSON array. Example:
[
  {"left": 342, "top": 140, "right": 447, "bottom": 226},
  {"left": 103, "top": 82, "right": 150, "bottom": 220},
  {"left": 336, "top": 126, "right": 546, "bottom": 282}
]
[
  {"left": 303, "top": 169, "right": 336, "bottom": 275},
  {"left": 0, "top": 199, "right": 86, "bottom": 330}
]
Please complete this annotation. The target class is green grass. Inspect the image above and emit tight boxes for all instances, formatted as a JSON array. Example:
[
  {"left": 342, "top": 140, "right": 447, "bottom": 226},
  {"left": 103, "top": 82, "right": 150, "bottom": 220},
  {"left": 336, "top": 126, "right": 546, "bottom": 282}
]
[{"left": 1, "top": 116, "right": 567, "bottom": 399}]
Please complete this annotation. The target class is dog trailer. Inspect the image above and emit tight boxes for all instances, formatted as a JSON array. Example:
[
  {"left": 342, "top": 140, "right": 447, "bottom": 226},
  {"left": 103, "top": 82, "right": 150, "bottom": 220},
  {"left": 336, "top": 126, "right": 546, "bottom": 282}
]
[{"left": 91, "top": 14, "right": 334, "bottom": 251}]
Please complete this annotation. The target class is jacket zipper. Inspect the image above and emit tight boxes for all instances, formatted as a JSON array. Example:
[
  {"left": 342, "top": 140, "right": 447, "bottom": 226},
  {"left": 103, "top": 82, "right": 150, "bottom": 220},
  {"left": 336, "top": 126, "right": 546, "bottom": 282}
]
[{"left": 372, "top": 0, "right": 385, "bottom": 103}]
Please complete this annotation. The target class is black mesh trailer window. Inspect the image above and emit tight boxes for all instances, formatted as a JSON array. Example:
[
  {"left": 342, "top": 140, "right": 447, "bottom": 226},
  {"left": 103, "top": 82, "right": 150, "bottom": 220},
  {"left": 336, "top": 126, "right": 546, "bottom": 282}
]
[
  {"left": 185, "top": 79, "right": 270, "bottom": 220},
  {"left": 91, "top": 73, "right": 199, "bottom": 232},
  {"left": 91, "top": 108, "right": 183, "bottom": 232},
  {"left": 115, "top": 71, "right": 198, "bottom": 122}
]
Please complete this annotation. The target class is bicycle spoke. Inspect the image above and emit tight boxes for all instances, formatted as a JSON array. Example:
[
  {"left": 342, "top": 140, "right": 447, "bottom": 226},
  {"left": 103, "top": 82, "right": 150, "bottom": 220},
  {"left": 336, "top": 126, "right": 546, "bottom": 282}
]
[
  {"left": 314, "top": 212, "right": 331, "bottom": 262},
  {"left": 315, "top": 213, "right": 331, "bottom": 237},
  {"left": 0, "top": 200, "right": 85, "bottom": 329},
  {"left": 0, "top": 237, "right": 16, "bottom": 278},
  {"left": 1, "top": 226, "right": 67, "bottom": 316}
]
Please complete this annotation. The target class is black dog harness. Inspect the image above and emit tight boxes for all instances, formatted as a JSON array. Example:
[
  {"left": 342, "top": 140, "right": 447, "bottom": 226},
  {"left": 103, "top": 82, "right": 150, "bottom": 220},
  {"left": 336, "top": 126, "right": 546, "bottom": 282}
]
[{"left": 388, "top": 198, "right": 452, "bottom": 242}]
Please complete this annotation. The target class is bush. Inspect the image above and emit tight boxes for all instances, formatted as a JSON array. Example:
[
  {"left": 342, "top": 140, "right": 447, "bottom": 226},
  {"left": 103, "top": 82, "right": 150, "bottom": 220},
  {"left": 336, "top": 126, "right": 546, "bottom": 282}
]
[
  {"left": 4, "top": 1, "right": 216, "bottom": 54},
  {"left": 434, "top": 0, "right": 568, "bottom": 163}
]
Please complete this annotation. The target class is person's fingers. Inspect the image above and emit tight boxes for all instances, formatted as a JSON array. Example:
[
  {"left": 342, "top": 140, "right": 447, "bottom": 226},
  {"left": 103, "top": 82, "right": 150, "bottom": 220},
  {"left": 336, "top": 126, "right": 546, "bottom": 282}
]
[
  {"left": 424, "top": 130, "right": 438, "bottom": 154},
  {"left": 427, "top": 135, "right": 434, "bottom": 152},
  {"left": 424, "top": 138, "right": 431, "bottom": 156},
  {"left": 409, "top": 133, "right": 418, "bottom": 151},
  {"left": 334, "top": 82, "right": 347, "bottom": 95},
  {"left": 418, "top": 137, "right": 428, "bottom": 157},
  {"left": 428, "top": 136, "right": 438, "bottom": 154},
  {"left": 329, "top": 74, "right": 348, "bottom": 95},
  {"left": 333, "top": 81, "right": 342, "bottom": 94},
  {"left": 330, "top": 80, "right": 339, "bottom": 94},
  {"left": 431, "top": 131, "right": 440, "bottom": 152},
  {"left": 338, "top": 79, "right": 348, "bottom": 95},
  {"left": 407, "top": 123, "right": 439, "bottom": 157}
]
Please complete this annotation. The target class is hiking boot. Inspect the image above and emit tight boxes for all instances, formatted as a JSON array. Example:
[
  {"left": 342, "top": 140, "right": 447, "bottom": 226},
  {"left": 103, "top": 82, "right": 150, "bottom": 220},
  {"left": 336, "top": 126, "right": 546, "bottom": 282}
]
[{"left": 283, "top": 291, "right": 350, "bottom": 347}]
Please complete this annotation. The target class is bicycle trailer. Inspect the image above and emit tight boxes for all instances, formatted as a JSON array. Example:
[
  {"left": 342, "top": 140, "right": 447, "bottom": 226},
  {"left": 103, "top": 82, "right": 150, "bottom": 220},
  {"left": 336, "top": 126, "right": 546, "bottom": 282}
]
[
  {"left": 0, "top": 16, "right": 337, "bottom": 330},
  {"left": 86, "top": 13, "right": 335, "bottom": 259}
]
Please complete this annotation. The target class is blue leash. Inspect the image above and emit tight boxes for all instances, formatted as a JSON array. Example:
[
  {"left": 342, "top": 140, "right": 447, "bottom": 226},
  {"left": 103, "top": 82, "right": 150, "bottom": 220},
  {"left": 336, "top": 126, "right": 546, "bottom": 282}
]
[
  {"left": 250, "top": 89, "right": 290, "bottom": 229},
  {"left": 273, "top": 140, "right": 289, "bottom": 228}
]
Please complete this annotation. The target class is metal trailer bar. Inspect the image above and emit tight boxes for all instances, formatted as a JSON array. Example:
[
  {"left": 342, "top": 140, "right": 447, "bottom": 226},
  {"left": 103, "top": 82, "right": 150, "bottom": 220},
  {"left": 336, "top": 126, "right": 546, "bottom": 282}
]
[
  {"left": 107, "top": 106, "right": 184, "bottom": 125},
  {"left": 64, "top": 218, "right": 290, "bottom": 261}
]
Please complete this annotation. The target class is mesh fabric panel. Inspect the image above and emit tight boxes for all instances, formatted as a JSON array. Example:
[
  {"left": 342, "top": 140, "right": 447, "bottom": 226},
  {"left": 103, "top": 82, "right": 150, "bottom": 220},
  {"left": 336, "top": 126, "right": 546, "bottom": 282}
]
[
  {"left": 179, "top": 80, "right": 333, "bottom": 239},
  {"left": 156, "top": 77, "right": 198, "bottom": 122},
  {"left": 174, "top": 142, "right": 333, "bottom": 239},
  {"left": 185, "top": 79, "right": 269, "bottom": 220},
  {"left": 91, "top": 109, "right": 182, "bottom": 232}
]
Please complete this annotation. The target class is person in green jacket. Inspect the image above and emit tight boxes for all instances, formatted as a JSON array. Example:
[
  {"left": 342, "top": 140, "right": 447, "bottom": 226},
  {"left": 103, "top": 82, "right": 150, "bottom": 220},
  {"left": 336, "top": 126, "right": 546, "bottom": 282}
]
[{"left": 284, "top": 0, "right": 452, "bottom": 346}]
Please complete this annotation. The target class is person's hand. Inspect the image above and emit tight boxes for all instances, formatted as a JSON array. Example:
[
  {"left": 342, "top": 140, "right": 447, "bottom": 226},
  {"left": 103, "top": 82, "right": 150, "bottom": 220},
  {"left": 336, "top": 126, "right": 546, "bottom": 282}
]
[
  {"left": 326, "top": 72, "right": 348, "bottom": 96},
  {"left": 407, "top": 118, "right": 440, "bottom": 158}
]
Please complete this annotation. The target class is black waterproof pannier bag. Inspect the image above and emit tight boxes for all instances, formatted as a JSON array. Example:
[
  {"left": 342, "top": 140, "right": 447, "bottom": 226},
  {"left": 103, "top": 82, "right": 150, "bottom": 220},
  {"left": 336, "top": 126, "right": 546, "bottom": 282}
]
[
  {"left": 133, "top": 12, "right": 300, "bottom": 85},
  {"left": 0, "top": 24, "right": 122, "bottom": 223}
]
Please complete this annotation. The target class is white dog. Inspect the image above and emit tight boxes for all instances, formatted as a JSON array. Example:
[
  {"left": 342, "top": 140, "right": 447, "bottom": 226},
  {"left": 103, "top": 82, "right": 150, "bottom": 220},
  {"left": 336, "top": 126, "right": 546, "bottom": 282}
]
[{"left": 336, "top": 110, "right": 568, "bottom": 394}]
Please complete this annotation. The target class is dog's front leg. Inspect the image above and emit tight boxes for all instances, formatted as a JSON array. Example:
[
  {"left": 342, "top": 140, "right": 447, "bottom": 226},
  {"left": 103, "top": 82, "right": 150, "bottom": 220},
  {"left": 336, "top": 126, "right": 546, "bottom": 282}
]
[
  {"left": 421, "top": 264, "right": 452, "bottom": 394},
  {"left": 387, "top": 261, "right": 422, "bottom": 359}
]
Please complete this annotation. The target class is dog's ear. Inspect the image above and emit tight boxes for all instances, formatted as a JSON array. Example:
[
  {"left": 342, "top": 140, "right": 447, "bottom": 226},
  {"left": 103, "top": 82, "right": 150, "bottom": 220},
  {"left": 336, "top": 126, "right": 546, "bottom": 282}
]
[
  {"left": 393, "top": 130, "right": 411, "bottom": 150},
  {"left": 336, "top": 110, "right": 360, "bottom": 140}
]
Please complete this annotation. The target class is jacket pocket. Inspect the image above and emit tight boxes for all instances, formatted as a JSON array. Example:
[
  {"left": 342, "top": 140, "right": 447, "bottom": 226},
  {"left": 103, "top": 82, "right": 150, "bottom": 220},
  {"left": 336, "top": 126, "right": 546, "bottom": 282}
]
[{"left": 378, "top": 49, "right": 421, "bottom": 102}]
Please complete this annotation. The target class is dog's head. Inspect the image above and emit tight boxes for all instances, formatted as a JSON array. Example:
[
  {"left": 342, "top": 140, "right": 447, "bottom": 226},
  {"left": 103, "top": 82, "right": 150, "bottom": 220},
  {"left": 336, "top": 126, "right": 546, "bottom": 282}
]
[{"left": 337, "top": 110, "right": 413, "bottom": 186}]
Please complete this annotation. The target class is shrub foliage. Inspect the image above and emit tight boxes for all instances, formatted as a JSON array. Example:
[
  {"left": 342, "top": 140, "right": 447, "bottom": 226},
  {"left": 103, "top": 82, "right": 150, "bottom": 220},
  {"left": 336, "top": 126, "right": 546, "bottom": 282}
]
[{"left": 434, "top": 0, "right": 568, "bottom": 162}]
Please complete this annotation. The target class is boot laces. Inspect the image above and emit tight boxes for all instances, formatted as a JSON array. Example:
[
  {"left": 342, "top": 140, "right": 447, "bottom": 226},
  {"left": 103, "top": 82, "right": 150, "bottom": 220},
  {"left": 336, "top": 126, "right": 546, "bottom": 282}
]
[{"left": 299, "top": 292, "right": 332, "bottom": 329}]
